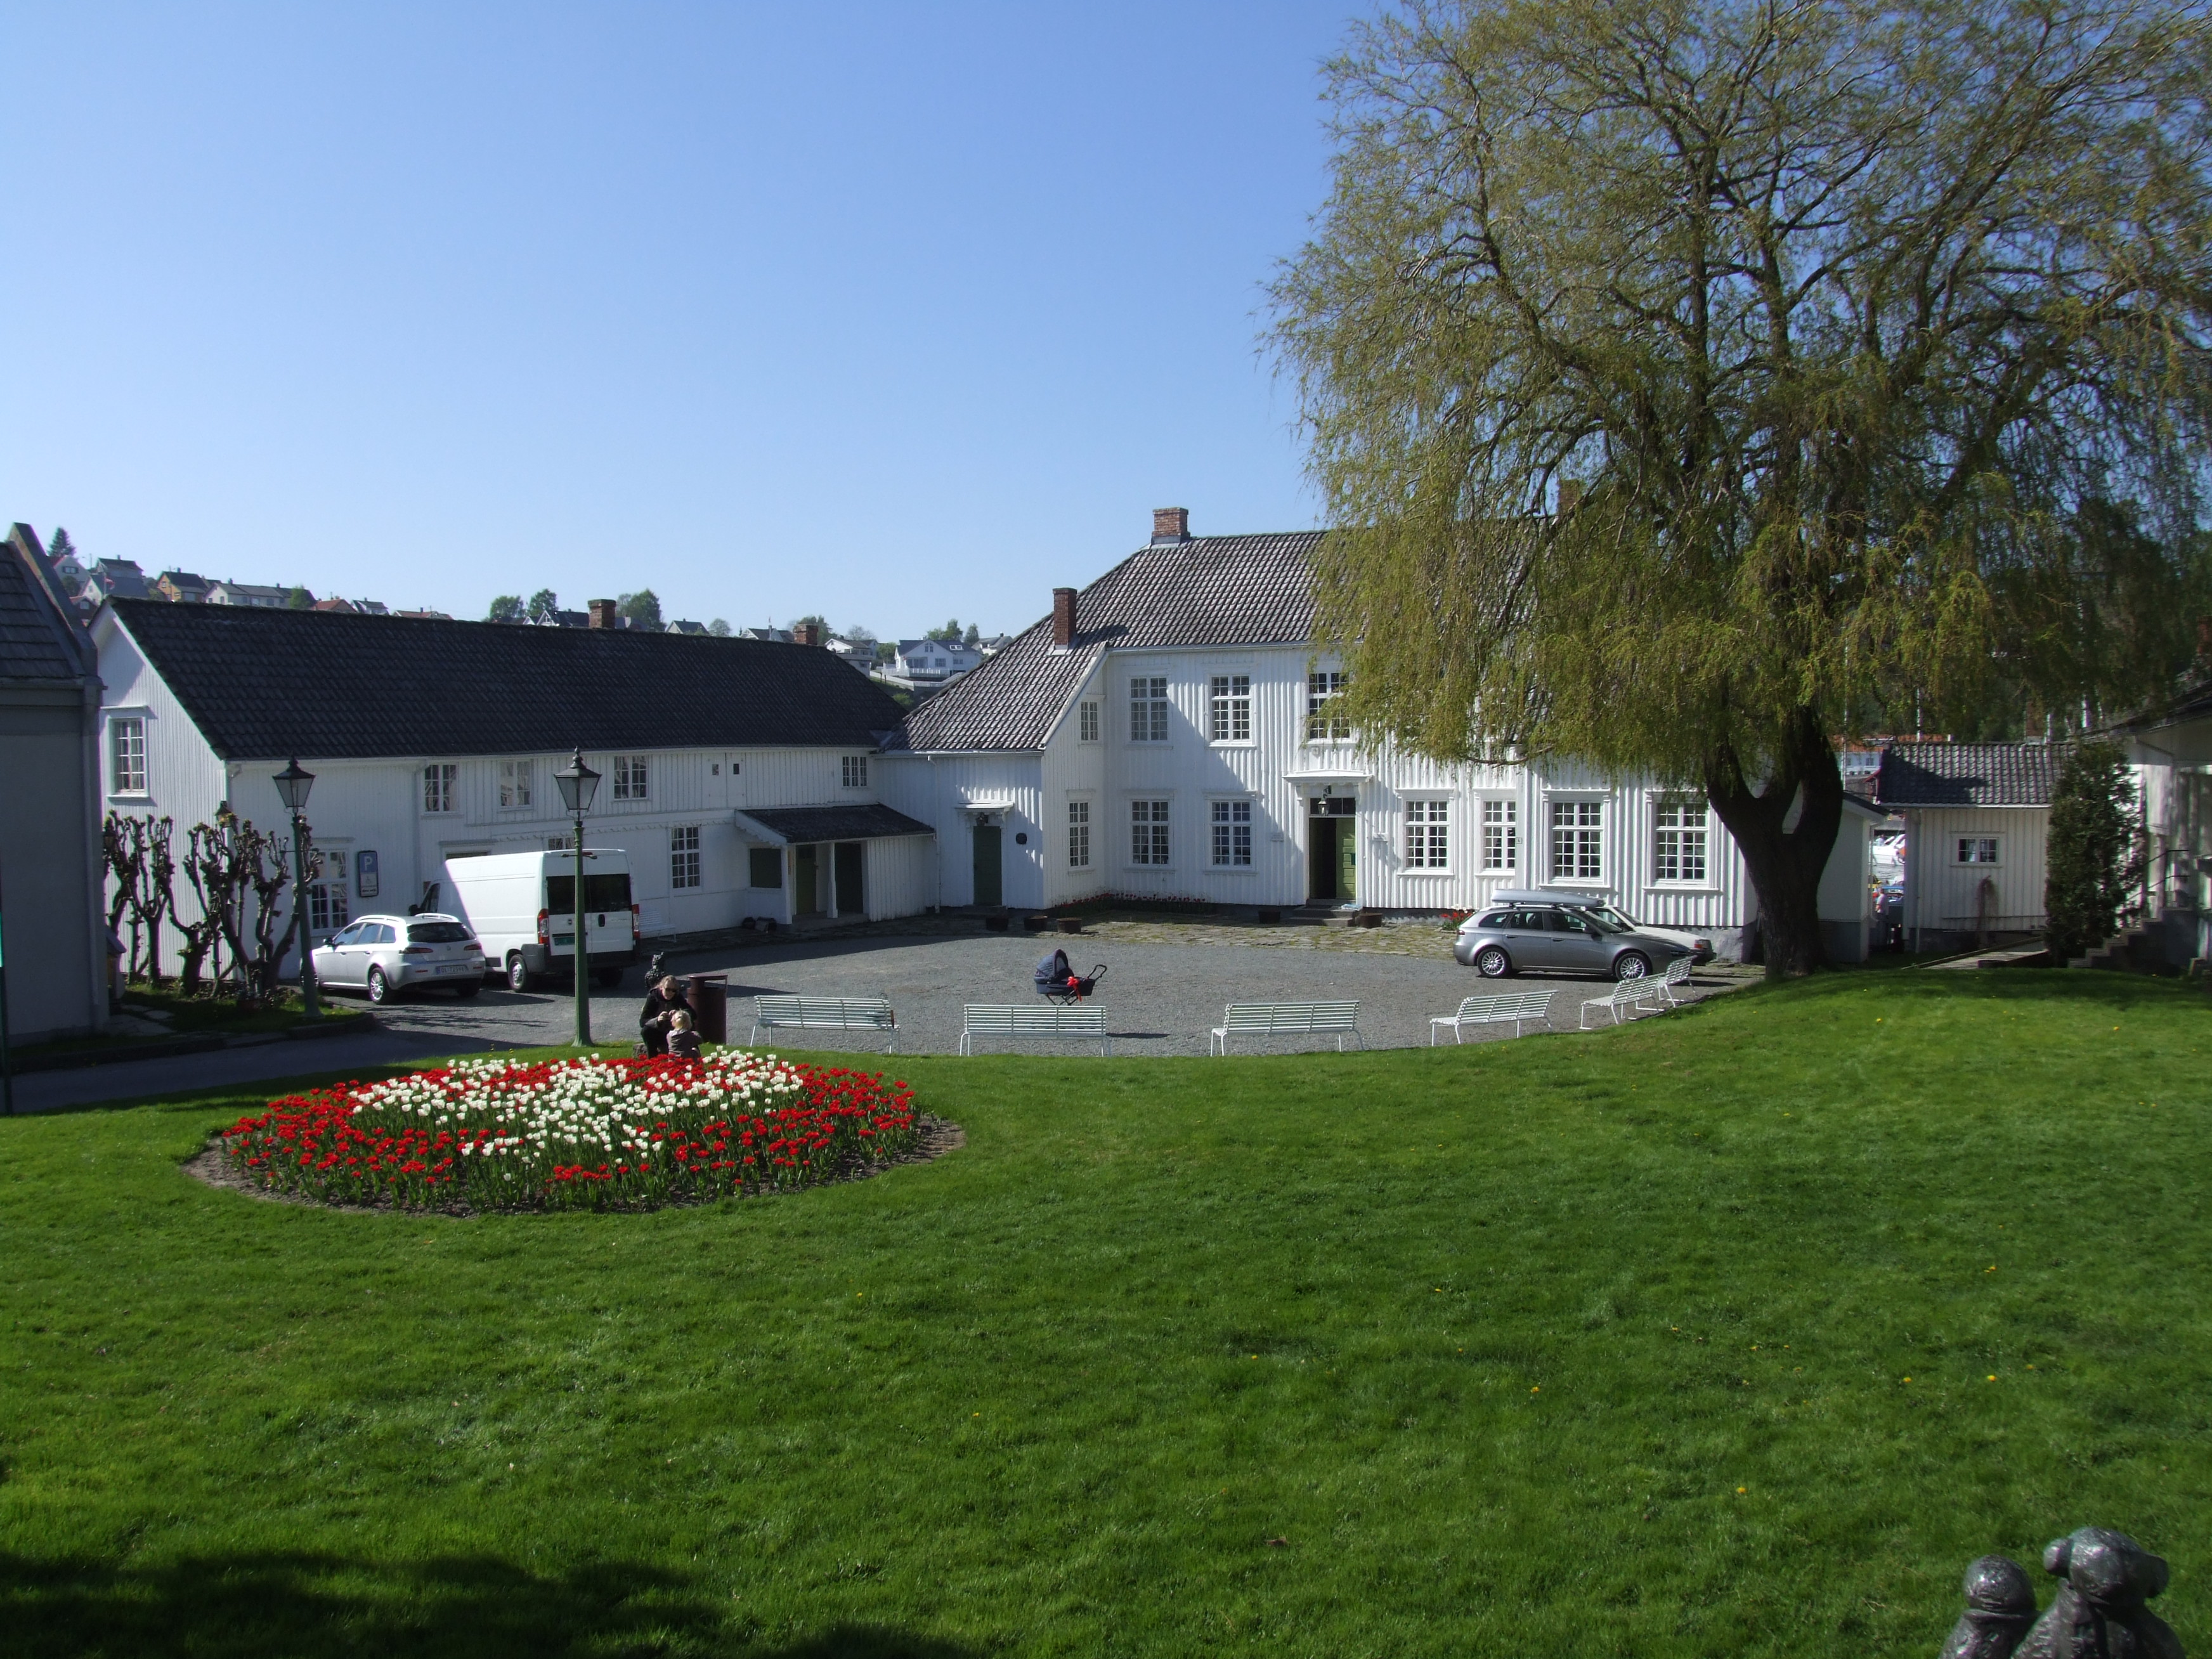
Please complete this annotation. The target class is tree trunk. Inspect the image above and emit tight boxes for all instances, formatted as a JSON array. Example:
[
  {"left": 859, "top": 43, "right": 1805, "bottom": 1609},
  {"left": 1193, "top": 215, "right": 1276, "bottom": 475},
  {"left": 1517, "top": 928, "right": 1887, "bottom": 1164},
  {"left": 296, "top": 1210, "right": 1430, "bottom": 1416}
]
[{"left": 1705, "top": 706, "right": 1845, "bottom": 980}]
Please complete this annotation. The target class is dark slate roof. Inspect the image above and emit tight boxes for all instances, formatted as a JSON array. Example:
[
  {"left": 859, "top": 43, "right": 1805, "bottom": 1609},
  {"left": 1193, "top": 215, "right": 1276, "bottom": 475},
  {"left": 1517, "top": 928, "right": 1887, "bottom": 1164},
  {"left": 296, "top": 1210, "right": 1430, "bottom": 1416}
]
[
  {"left": 1875, "top": 742, "right": 2058, "bottom": 808},
  {"left": 1, "top": 525, "right": 94, "bottom": 684},
  {"left": 734, "top": 803, "right": 935, "bottom": 843},
  {"left": 890, "top": 531, "right": 1324, "bottom": 752},
  {"left": 2118, "top": 671, "right": 2212, "bottom": 732},
  {"left": 107, "top": 598, "right": 904, "bottom": 760}
]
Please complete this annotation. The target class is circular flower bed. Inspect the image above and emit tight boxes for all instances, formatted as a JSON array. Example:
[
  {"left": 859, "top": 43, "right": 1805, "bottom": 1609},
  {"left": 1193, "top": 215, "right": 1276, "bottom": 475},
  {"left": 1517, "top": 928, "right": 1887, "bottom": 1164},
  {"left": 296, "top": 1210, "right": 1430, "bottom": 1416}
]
[{"left": 213, "top": 1051, "right": 921, "bottom": 1212}]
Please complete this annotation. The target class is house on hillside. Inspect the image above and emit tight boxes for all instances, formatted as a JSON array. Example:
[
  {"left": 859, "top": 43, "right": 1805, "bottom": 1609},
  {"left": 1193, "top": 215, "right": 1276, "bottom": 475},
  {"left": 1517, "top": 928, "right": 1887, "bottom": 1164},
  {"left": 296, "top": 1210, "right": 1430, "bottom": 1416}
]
[
  {"left": 888, "top": 639, "right": 981, "bottom": 687},
  {"left": 2117, "top": 655, "right": 2212, "bottom": 969},
  {"left": 1, "top": 525, "right": 109, "bottom": 1044},
  {"left": 1875, "top": 742, "right": 2057, "bottom": 951},
  {"left": 84, "top": 559, "right": 150, "bottom": 602},
  {"left": 91, "top": 602, "right": 934, "bottom": 974},
  {"left": 878, "top": 508, "right": 1871, "bottom": 958},
  {"left": 205, "top": 580, "right": 289, "bottom": 608},
  {"left": 155, "top": 570, "right": 211, "bottom": 604}
]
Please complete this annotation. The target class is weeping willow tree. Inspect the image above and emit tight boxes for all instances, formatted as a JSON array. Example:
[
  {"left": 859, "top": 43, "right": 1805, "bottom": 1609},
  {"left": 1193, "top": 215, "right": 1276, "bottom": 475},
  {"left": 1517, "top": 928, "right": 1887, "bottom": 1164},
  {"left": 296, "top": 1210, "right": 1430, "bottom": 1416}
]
[{"left": 1272, "top": 0, "right": 2211, "bottom": 975}]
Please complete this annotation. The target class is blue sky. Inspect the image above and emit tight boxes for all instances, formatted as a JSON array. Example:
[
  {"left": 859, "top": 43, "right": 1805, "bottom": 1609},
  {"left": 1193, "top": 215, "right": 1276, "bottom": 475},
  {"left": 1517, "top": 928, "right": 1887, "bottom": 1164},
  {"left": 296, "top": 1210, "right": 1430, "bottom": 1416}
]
[{"left": 1, "top": 3, "right": 1365, "bottom": 637}]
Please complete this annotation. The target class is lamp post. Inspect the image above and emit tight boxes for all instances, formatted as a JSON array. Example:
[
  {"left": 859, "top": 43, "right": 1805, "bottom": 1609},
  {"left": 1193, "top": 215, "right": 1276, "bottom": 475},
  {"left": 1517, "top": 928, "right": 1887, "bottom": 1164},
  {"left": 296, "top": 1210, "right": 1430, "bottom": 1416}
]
[
  {"left": 271, "top": 758, "right": 321, "bottom": 1018},
  {"left": 552, "top": 748, "right": 601, "bottom": 1048}
]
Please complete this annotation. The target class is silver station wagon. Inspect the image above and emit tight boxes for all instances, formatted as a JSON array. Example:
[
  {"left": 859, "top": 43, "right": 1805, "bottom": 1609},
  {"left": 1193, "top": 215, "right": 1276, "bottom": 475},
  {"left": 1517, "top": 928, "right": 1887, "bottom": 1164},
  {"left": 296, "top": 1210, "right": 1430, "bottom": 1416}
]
[
  {"left": 1452, "top": 902, "right": 1693, "bottom": 982},
  {"left": 312, "top": 913, "right": 486, "bottom": 1003}
]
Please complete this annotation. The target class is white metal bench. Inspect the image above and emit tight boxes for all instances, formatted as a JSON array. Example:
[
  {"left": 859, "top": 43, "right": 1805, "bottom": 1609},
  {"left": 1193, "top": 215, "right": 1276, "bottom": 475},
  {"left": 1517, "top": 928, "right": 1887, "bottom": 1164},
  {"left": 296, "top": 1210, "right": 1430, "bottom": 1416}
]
[
  {"left": 960, "top": 1003, "right": 1110, "bottom": 1056},
  {"left": 1429, "top": 990, "right": 1558, "bottom": 1044},
  {"left": 751, "top": 994, "right": 899, "bottom": 1050},
  {"left": 1209, "top": 1001, "right": 1363, "bottom": 1055},
  {"left": 1579, "top": 977, "right": 1670, "bottom": 1029},
  {"left": 1654, "top": 957, "right": 1695, "bottom": 1006}
]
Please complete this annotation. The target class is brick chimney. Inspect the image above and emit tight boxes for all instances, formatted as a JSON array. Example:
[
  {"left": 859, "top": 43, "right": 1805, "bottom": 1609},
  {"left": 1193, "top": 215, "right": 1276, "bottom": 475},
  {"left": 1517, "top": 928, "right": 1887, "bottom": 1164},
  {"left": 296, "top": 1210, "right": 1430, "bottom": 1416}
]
[
  {"left": 588, "top": 599, "right": 618, "bottom": 629},
  {"left": 1152, "top": 507, "right": 1190, "bottom": 543},
  {"left": 795, "top": 621, "right": 821, "bottom": 647},
  {"left": 1051, "top": 587, "right": 1077, "bottom": 649}
]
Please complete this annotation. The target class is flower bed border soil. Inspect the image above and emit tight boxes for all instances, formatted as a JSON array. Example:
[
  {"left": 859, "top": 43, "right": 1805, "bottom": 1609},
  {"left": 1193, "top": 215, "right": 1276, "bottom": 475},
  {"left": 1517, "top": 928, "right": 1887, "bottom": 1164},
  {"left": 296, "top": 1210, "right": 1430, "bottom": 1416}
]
[{"left": 183, "top": 1114, "right": 965, "bottom": 1217}]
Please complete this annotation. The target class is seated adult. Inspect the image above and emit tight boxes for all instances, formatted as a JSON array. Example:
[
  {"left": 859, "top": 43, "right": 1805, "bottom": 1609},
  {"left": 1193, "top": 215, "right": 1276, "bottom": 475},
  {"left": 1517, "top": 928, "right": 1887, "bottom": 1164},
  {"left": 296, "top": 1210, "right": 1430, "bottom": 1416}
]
[{"left": 639, "top": 975, "right": 687, "bottom": 1057}]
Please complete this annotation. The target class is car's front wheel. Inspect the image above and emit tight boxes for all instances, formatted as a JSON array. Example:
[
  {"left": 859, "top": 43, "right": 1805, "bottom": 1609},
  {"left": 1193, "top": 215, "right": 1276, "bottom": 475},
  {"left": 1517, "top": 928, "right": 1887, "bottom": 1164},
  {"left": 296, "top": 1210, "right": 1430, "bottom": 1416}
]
[
  {"left": 366, "top": 966, "right": 394, "bottom": 1004},
  {"left": 507, "top": 953, "right": 535, "bottom": 992},
  {"left": 1613, "top": 951, "right": 1651, "bottom": 982},
  {"left": 1474, "top": 946, "right": 1512, "bottom": 978}
]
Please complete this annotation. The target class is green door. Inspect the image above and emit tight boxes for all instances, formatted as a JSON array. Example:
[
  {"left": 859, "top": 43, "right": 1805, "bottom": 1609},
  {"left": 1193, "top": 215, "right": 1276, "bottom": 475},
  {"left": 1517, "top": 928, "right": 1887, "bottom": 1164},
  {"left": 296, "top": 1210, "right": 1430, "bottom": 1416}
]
[
  {"left": 1336, "top": 820, "right": 1358, "bottom": 903},
  {"left": 972, "top": 825, "right": 1002, "bottom": 908},
  {"left": 795, "top": 844, "right": 822, "bottom": 915},
  {"left": 834, "top": 841, "right": 865, "bottom": 918}
]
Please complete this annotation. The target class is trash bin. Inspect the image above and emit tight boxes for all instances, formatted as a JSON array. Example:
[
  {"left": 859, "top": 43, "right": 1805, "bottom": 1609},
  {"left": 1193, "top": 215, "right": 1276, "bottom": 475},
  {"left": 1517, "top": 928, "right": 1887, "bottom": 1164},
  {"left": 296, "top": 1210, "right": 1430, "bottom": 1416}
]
[{"left": 686, "top": 973, "right": 729, "bottom": 1046}]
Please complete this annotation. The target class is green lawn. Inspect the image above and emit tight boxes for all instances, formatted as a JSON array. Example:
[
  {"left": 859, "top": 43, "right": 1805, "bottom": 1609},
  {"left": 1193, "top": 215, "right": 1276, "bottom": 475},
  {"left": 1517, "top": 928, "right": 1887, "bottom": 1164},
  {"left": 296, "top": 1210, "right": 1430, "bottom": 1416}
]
[{"left": 3, "top": 972, "right": 2206, "bottom": 1656}]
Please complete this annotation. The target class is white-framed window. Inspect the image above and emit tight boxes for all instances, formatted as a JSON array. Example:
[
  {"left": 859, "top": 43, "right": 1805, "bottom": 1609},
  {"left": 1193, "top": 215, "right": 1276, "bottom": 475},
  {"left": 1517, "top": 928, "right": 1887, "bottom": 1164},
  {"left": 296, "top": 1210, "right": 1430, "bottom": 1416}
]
[
  {"left": 546, "top": 833, "right": 574, "bottom": 852},
  {"left": 1549, "top": 798, "right": 1604, "bottom": 881},
  {"left": 1208, "top": 674, "right": 1252, "bottom": 742},
  {"left": 1210, "top": 798, "right": 1253, "bottom": 866},
  {"left": 308, "top": 877, "right": 349, "bottom": 934},
  {"left": 1129, "top": 677, "right": 1169, "bottom": 743},
  {"left": 670, "top": 824, "right": 701, "bottom": 889},
  {"left": 1068, "top": 798, "right": 1091, "bottom": 868},
  {"left": 1131, "top": 798, "right": 1170, "bottom": 865},
  {"left": 1306, "top": 670, "right": 1350, "bottom": 741},
  {"left": 1653, "top": 797, "right": 1710, "bottom": 883},
  {"left": 1078, "top": 699, "right": 1100, "bottom": 743},
  {"left": 499, "top": 758, "right": 533, "bottom": 810},
  {"left": 613, "top": 754, "right": 649, "bottom": 801},
  {"left": 1956, "top": 836, "right": 2002, "bottom": 865},
  {"left": 423, "top": 764, "right": 457, "bottom": 814},
  {"left": 842, "top": 755, "right": 868, "bottom": 788},
  {"left": 108, "top": 717, "right": 147, "bottom": 793},
  {"left": 1405, "top": 799, "right": 1448, "bottom": 868},
  {"left": 1481, "top": 798, "right": 1519, "bottom": 871}
]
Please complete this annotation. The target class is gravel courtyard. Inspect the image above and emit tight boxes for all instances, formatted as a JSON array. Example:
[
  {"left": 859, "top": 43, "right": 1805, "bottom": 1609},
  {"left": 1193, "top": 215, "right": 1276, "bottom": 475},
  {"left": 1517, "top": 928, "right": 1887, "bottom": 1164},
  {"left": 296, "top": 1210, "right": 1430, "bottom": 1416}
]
[{"left": 363, "top": 918, "right": 1749, "bottom": 1058}]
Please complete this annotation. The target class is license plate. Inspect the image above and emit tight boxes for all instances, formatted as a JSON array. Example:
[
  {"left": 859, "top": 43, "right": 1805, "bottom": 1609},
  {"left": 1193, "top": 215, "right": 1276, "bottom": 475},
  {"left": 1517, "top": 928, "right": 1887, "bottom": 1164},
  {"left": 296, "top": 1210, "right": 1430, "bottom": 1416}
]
[{"left": 437, "top": 963, "right": 465, "bottom": 974}]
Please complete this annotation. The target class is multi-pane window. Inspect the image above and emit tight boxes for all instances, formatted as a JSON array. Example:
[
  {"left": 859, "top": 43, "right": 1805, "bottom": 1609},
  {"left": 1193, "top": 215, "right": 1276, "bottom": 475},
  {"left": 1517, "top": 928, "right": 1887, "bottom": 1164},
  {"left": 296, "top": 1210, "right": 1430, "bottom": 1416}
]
[
  {"left": 1129, "top": 677, "right": 1169, "bottom": 743},
  {"left": 1653, "top": 797, "right": 1709, "bottom": 882},
  {"left": 1306, "top": 670, "right": 1350, "bottom": 741},
  {"left": 1210, "top": 799, "right": 1252, "bottom": 866},
  {"left": 423, "top": 764, "right": 456, "bottom": 814},
  {"left": 109, "top": 717, "right": 146, "bottom": 793},
  {"left": 1079, "top": 699, "right": 1100, "bottom": 743},
  {"left": 1131, "top": 799, "right": 1170, "bottom": 864},
  {"left": 1068, "top": 799, "right": 1091, "bottom": 868},
  {"left": 1482, "top": 798, "right": 1519, "bottom": 871},
  {"left": 499, "top": 758, "right": 533, "bottom": 809},
  {"left": 670, "top": 824, "right": 701, "bottom": 889},
  {"left": 1549, "top": 799, "right": 1604, "bottom": 880},
  {"left": 308, "top": 878, "right": 348, "bottom": 934},
  {"left": 1405, "top": 800, "right": 1448, "bottom": 868},
  {"left": 546, "top": 834, "right": 574, "bottom": 851},
  {"left": 1957, "top": 836, "right": 2001, "bottom": 864},
  {"left": 1208, "top": 675, "right": 1252, "bottom": 742},
  {"left": 613, "top": 755, "right": 649, "bottom": 800},
  {"left": 842, "top": 755, "right": 868, "bottom": 788}
]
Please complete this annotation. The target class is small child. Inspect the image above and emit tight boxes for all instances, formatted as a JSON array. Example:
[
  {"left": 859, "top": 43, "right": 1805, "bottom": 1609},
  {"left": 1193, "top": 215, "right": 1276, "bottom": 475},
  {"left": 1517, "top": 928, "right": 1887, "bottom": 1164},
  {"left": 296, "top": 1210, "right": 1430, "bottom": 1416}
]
[{"left": 666, "top": 1008, "right": 702, "bottom": 1060}]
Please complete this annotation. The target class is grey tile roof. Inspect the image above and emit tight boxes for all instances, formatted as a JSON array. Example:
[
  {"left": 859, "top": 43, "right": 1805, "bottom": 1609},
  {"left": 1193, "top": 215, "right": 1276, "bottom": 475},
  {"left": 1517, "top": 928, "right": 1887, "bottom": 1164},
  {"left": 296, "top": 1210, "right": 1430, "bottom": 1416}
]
[
  {"left": 108, "top": 598, "right": 904, "bottom": 760},
  {"left": 890, "top": 531, "right": 1325, "bottom": 752},
  {"left": 1875, "top": 742, "right": 2059, "bottom": 807},
  {"left": 1, "top": 525, "right": 94, "bottom": 684},
  {"left": 735, "top": 803, "right": 934, "bottom": 843}
]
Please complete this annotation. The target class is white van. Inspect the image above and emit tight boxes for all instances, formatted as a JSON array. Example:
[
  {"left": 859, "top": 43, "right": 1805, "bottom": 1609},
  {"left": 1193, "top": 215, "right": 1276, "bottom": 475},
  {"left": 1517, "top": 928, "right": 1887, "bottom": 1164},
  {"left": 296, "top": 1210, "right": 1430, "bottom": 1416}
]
[{"left": 441, "top": 849, "right": 642, "bottom": 992}]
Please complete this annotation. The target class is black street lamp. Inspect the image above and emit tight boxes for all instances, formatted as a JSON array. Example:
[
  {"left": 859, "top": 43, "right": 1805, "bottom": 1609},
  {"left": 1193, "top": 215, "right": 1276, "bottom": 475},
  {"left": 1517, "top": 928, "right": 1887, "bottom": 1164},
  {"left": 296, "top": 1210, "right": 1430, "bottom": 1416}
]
[
  {"left": 271, "top": 758, "right": 321, "bottom": 1018},
  {"left": 552, "top": 748, "right": 601, "bottom": 1048}
]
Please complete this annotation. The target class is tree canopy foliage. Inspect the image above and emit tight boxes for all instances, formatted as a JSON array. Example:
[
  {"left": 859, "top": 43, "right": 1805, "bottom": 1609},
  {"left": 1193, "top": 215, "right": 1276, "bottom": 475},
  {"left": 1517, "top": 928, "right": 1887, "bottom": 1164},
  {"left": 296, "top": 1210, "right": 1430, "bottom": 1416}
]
[
  {"left": 1272, "top": 0, "right": 2212, "bottom": 972},
  {"left": 2045, "top": 738, "right": 2142, "bottom": 959},
  {"left": 486, "top": 594, "right": 525, "bottom": 623},
  {"left": 616, "top": 589, "right": 663, "bottom": 630}
]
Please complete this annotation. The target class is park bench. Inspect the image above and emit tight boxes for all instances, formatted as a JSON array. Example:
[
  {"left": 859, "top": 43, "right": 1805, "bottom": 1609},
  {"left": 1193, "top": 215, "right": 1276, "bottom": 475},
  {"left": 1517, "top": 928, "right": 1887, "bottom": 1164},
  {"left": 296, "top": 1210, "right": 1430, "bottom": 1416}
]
[
  {"left": 1578, "top": 977, "right": 1670, "bottom": 1029},
  {"left": 1654, "top": 956, "right": 1695, "bottom": 1007},
  {"left": 750, "top": 994, "right": 900, "bottom": 1050},
  {"left": 960, "top": 1003, "right": 1111, "bottom": 1057},
  {"left": 1209, "top": 1001, "right": 1363, "bottom": 1055},
  {"left": 1428, "top": 989, "right": 1558, "bottom": 1044}
]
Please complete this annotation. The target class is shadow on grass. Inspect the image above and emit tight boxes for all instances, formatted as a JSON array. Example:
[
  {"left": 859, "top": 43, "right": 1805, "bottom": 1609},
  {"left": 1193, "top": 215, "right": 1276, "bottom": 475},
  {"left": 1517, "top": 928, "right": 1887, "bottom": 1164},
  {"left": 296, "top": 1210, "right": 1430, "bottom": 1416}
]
[{"left": 0, "top": 1550, "right": 987, "bottom": 1658}]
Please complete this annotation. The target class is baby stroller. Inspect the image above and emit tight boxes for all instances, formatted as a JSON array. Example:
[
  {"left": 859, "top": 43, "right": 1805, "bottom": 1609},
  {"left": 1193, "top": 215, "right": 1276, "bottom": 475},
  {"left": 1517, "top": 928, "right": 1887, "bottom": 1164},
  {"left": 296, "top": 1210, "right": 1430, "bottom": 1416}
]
[{"left": 1034, "top": 947, "right": 1108, "bottom": 1005}]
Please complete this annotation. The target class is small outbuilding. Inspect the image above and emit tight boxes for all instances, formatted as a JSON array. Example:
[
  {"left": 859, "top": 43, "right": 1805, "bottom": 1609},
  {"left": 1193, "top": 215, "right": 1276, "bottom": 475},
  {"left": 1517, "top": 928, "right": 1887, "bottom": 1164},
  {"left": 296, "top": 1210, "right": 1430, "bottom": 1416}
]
[{"left": 1875, "top": 742, "right": 2058, "bottom": 953}]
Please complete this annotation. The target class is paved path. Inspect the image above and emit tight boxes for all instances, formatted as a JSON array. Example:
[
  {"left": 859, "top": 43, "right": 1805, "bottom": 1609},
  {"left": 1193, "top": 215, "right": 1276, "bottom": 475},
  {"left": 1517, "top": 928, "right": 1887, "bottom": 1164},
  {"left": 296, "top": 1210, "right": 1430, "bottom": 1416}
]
[{"left": 15, "top": 930, "right": 1749, "bottom": 1112}]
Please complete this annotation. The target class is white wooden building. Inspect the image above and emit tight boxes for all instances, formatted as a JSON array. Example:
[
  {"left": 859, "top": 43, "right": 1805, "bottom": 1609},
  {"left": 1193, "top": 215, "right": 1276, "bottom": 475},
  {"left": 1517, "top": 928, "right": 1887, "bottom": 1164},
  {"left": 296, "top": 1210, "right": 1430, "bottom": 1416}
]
[
  {"left": 1873, "top": 742, "right": 2057, "bottom": 951},
  {"left": 91, "top": 602, "right": 937, "bottom": 968},
  {"left": 2118, "top": 668, "right": 2212, "bottom": 968},
  {"left": 882, "top": 510, "right": 1872, "bottom": 960}
]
